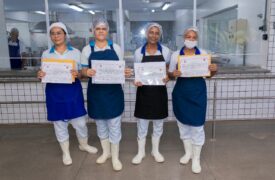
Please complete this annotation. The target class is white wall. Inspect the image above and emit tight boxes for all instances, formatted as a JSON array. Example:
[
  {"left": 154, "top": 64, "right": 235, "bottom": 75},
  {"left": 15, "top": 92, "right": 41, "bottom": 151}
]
[
  {"left": 129, "top": 11, "right": 175, "bottom": 21},
  {"left": 174, "top": 9, "right": 193, "bottom": 49}
]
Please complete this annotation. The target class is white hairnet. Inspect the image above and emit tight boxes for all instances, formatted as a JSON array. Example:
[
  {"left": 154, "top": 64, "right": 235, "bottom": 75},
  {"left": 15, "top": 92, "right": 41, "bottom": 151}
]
[
  {"left": 146, "top": 22, "right": 163, "bottom": 40},
  {"left": 183, "top": 27, "right": 199, "bottom": 39},
  {"left": 49, "top": 22, "right": 70, "bottom": 40},
  {"left": 92, "top": 18, "right": 109, "bottom": 32},
  {"left": 10, "top": 28, "right": 19, "bottom": 34}
]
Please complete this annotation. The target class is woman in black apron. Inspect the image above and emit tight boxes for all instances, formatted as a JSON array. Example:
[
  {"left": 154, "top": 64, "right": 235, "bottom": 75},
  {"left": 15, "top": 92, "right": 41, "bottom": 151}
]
[
  {"left": 168, "top": 27, "right": 217, "bottom": 173},
  {"left": 38, "top": 22, "right": 98, "bottom": 166},
  {"left": 132, "top": 23, "right": 170, "bottom": 164}
]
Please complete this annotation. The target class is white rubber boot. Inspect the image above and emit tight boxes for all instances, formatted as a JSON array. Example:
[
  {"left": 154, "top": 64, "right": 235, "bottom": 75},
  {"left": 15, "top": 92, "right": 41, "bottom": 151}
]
[
  {"left": 180, "top": 139, "right": 192, "bottom": 164},
  {"left": 96, "top": 139, "right": 111, "bottom": 164},
  {"left": 59, "top": 140, "right": 72, "bottom": 166},
  {"left": 111, "top": 143, "right": 122, "bottom": 171},
  {"left": 78, "top": 137, "right": 98, "bottom": 154},
  {"left": 151, "top": 136, "right": 164, "bottom": 163},
  {"left": 192, "top": 145, "right": 202, "bottom": 174},
  {"left": 131, "top": 138, "right": 146, "bottom": 164}
]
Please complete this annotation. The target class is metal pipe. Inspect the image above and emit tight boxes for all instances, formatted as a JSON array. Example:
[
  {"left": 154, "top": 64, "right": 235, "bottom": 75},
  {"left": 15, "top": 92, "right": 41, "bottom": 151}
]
[
  {"left": 118, "top": 0, "right": 124, "bottom": 58},
  {"left": 193, "top": 0, "right": 197, "bottom": 27},
  {"left": 211, "top": 81, "right": 217, "bottom": 140},
  {"left": 44, "top": 0, "right": 51, "bottom": 49}
]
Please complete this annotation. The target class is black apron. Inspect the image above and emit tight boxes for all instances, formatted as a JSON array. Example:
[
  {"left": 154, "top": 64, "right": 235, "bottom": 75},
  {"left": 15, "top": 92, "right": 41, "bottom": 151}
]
[{"left": 134, "top": 54, "right": 168, "bottom": 120}]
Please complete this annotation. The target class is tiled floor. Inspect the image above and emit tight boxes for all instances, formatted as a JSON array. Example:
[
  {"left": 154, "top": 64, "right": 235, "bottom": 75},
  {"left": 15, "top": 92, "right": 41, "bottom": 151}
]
[{"left": 0, "top": 120, "right": 274, "bottom": 180}]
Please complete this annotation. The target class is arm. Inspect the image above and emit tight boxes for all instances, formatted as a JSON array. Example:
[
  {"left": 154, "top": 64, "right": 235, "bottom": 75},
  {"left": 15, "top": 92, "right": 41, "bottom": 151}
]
[
  {"left": 208, "top": 64, "right": 218, "bottom": 78},
  {"left": 168, "top": 51, "right": 181, "bottom": 80}
]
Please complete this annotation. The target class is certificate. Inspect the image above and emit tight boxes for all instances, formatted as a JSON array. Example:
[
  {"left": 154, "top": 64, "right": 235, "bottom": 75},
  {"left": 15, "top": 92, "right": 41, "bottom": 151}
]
[
  {"left": 92, "top": 60, "right": 125, "bottom": 84},
  {"left": 134, "top": 62, "right": 166, "bottom": 86},
  {"left": 41, "top": 59, "right": 76, "bottom": 84},
  {"left": 178, "top": 55, "right": 211, "bottom": 77}
]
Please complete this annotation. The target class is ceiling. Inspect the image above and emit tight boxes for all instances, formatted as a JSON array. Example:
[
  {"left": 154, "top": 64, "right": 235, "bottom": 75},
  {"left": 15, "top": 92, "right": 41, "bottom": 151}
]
[{"left": 4, "top": 0, "right": 209, "bottom": 12}]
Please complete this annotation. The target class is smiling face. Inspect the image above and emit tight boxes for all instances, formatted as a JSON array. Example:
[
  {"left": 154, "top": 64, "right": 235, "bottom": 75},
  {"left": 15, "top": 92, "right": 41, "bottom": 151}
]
[
  {"left": 94, "top": 24, "right": 108, "bottom": 41},
  {"left": 147, "top": 26, "right": 161, "bottom": 45},
  {"left": 50, "top": 27, "right": 66, "bottom": 46}
]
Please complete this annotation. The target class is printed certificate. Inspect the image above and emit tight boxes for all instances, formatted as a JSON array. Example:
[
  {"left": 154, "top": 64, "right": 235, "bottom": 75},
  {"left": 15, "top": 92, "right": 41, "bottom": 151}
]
[
  {"left": 41, "top": 59, "right": 76, "bottom": 84},
  {"left": 92, "top": 60, "right": 125, "bottom": 84},
  {"left": 134, "top": 62, "right": 166, "bottom": 86},
  {"left": 178, "top": 55, "right": 211, "bottom": 77}
]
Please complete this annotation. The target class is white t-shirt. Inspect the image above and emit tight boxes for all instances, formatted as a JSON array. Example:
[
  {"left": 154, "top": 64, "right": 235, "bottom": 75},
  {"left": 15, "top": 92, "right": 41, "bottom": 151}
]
[
  {"left": 81, "top": 43, "right": 123, "bottom": 67},
  {"left": 134, "top": 44, "right": 171, "bottom": 64},
  {"left": 41, "top": 46, "right": 82, "bottom": 70},
  {"left": 168, "top": 48, "right": 207, "bottom": 73}
]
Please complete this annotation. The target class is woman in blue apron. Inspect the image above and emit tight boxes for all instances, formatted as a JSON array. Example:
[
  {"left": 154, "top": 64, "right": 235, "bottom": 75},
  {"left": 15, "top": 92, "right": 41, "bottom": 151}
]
[
  {"left": 37, "top": 22, "right": 98, "bottom": 166},
  {"left": 8, "top": 28, "right": 23, "bottom": 69},
  {"left": 132, "top": 23, "right": 170, "bottom": 165},
  {"left": 81, "top": 19, "right": 132, "bottom": 171},
  {"left": 168, "top": 27, "right": 217, "bottom": 173}
]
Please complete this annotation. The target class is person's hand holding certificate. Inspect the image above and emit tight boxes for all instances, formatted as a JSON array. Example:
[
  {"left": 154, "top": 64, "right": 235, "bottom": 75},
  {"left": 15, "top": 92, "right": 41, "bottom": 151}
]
[
  {"left": 92, "top": 60, "right": 125, "bottom": 84},
  {"left": 134, "top": 62, "right": 166, "bottom": 86},
  {"left": 41, "top": 59, "right": 76, "bottom": 84},
  {"left": 178, "top": 55, "right": 211, "bottom": 77}
]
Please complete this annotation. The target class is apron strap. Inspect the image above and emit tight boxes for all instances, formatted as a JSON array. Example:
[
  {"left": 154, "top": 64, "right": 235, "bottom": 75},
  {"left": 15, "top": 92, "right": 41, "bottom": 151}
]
[
  {"left": 141, "top": 42, "right": 162, "bottom": 56},
  {"left": 89, "top": 40, "right": 114, "bottom": 52},
  {"left": 180, "top": 46, "right": 201, "bottom": 55}
]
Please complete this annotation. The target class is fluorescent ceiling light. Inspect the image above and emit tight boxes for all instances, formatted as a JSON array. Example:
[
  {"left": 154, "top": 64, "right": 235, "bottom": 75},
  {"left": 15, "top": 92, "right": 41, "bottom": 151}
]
[
  {"left": 151, "top": 9, "right": 155, "bottom": 13},
  {"left": 89, "top": 10, "right": 95, "bottom": 15},
  {"left": 69, "top": 4, "right": 83, "bottom": 12},
  {"left": 162, "top": 2, "right": 171, "bottom": 11},
  {"left": 140, "top": 29, "right": 145, "bottom": 36},
  {"left": 35, "top": 11, "right": 45, "bottom": 15}
]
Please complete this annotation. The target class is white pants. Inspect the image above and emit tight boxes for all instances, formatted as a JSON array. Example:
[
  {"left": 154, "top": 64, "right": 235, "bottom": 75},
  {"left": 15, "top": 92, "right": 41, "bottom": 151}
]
[
  {"left": 53, "top": 116, "right": 88, "bottom": 143},
  {"left": 137, "top": 119, "right": 164, "bottom": 140},
  {"left": 177, "top": 121, "right": 205, "bottom": 146},
  {"left": 95, "top": 116, "right": 122, "bottom": 144}
]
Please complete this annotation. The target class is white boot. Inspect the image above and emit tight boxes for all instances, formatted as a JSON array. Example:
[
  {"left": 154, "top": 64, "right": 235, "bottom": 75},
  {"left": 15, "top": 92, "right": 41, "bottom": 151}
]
[
  {"left": 96, "top": 139, "right": 111, "bottom": 164},
  {"left": 111, "top": 143, "right": 122, "bottom": 171},
  {"left": 192, "top": 145, "right": 202, "bottom": 174},
  {"left": 59, "top": 140, "right": 72, "bottom": 166},
  {"left": 131, "top": 138, "right": 146, "bottom": 164},
  {"left": 180, "top": 139, "right": 192, "bottom": 164},
  {"left": 78, "top": 137, "right": 98, "bottom": 154},
  {"left": 151, "top": 136, "right": 164, "bottom": 163}
]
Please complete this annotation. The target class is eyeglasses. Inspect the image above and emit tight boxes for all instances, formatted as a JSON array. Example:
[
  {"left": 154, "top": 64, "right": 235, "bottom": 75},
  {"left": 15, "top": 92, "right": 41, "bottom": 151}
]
[{"left": 50, "top": 32, "right": 65, "bottom": 36}]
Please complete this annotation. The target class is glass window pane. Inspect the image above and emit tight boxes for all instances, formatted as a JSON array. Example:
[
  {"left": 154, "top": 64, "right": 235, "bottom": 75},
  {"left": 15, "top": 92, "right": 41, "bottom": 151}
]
[{"left": 4, "top": 0, "right": 47, "bottom": 69}]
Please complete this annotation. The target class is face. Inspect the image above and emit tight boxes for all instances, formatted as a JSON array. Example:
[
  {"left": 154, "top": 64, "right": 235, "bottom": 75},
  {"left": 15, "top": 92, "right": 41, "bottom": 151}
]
[
  {"left": 184, "top": 30, "right": 197, "bottom": 41},
  {"left": 94, "top": 24, "right": 108, "bottom": 41},
  {"left": 10, "top": 31, "right": 19, "bottom": 41},
  {"left": 147, "top": 27, "right": 161, "bottom": 44},
  {"left": 50, "top": 27, "right": 66, "bottom": 46}
]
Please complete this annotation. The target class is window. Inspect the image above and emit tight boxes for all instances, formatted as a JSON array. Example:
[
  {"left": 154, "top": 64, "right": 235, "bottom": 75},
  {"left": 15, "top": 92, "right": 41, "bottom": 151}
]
[{"left": 1, "top": 0, "right": 269, "bottom": 71}]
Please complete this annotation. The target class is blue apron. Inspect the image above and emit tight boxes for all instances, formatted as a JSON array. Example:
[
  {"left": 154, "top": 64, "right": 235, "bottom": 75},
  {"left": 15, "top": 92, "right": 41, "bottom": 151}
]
[
  {"left": 87, "top": 41, "right": 124, "bottom": 120},
  {"left": 172, "top": 47, "right": 207, "bottom": 126},
  {"left": 8, "top": 39, "right": 22, "bottom": 69},
  {"left": 45, "top": 72, "right": 86, "bottom": 121}
]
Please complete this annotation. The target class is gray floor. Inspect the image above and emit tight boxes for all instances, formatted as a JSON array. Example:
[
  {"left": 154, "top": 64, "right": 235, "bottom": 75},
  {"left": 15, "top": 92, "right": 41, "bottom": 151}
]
[{"left": 0, "top": 120, "right": 275, "bottom": 180}]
